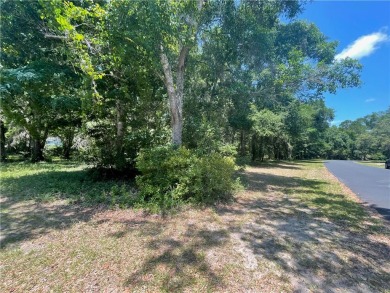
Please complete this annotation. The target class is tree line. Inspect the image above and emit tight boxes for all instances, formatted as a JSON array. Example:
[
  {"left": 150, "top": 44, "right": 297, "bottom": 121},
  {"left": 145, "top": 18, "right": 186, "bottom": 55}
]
[
  {"left": 325, "top": 109, "right": 390, "bottom": 161},
  {"left": 0, "top": 0, "right": 364, "bottom": 168}
]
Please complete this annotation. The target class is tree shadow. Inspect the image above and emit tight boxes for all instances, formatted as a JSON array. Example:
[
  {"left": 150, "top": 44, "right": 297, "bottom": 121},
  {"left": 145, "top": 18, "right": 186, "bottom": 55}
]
[
  {"left": 121, "top": 165, "right": 389, "bottom": 291},
  {"left": 216, "top": 169, "right": 390, "bottom": 292},
  {"left": 124, "top": 225, "right": 228, "bottom": 292},
  {"left": 0, "top": 168, "right": 134, "bottom": 202},
  {"left": 245, "top": 205, "right": 390, "bottom": 291},
  {"left": 249, "top": 160, "right": 303, "bottom": 170},
  {"left": 1, "top": 161, "right": 389, "bottom": 291},
  {"left": 294, "top": 160, "right": 325, "bottom": 164},
  {"left": 0, "top": 197, "right": 104, "bottom": 249},
  {"left": 1, "top": 170, "right": 89, "bottom": 201},
  {"left": 0, "top": 165, "right": 134, "bottom": 248},
  {"left": 243, "top": 170, "right": 325, "bottom": 193},
  {"left": 371, "top": 207, "right": 390, "bottom": 221},
  {"left": 106, "top": 218, "right": 151, "bottom": 238}
]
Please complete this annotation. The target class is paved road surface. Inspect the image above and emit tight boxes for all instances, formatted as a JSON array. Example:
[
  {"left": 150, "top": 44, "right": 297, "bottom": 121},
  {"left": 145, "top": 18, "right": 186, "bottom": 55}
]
[{"left": 325, "top": 160, "right": 390, "bottom": 220}]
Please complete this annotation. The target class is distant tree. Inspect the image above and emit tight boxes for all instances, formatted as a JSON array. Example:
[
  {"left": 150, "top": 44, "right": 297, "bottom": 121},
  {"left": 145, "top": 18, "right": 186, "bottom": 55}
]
[
  {"left": 52, "top": 95, "right": 82, "bottom": 159},
  {"left": 324, "top": 126, "right": 352, "bottom": 159},
  {"left": 0, "top": 62, "right": 80, "bottom": 161},
  {"left": 0, "top": 0, "right": 82, "bottom": 161},
  {"left": 249, "top": 107, "right": 288, "bottom": 161},
  {"left": 372, "top": 109, "right": 390, "bottom": 159},
  {"left": 325, "top": 108, "right": 390, "bottom": 160}
]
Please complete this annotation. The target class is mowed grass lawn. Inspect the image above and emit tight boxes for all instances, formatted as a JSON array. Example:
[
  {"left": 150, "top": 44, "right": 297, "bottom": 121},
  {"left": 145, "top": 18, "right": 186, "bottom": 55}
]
[
  {"left": 1, "top": 160, "right": 389, "bottom": 292},
  {"left": 355, "top": 160, "right": 386, "bottom": 169}
]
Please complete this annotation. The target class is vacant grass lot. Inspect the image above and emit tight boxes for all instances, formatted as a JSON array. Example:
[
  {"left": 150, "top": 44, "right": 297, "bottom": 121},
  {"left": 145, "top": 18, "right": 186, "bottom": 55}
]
[{"left": 1, "top": 160, "right": 389, "bottom": 292}]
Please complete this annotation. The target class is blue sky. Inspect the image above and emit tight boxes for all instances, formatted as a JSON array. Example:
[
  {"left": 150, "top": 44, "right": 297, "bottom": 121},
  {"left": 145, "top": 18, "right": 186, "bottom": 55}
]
[{"left": 299, "top": 0, "right": 390, "bottom": 124}]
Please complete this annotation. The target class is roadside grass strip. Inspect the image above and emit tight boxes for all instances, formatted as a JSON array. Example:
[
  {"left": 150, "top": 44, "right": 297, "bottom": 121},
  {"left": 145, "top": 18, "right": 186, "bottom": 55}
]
[{"left": 1, "top": 160, "right": 389, "bottom": 292}]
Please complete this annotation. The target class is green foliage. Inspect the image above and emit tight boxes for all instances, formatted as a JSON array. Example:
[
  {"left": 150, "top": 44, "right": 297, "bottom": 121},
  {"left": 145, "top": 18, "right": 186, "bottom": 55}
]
[
  {"left": 136, "top": 146, "right": 237, "bottom": 210},
  {"left": 44, "top": 145, "right": 63, "bottom": 159},
  {"left": 326, "top": 108, "right": 390, "bottom": 160},
  {"left": 250, "top": 107, "right": 285, "bottom": 138},
  {"left": 0, "top": 61, "right": 81, "bottom": 162},
  {"left": 0, "top": 0, "right": 369, "bottom": 210},
  {"left": 193, "top": 153, "right": 237, "bottom": 201}
]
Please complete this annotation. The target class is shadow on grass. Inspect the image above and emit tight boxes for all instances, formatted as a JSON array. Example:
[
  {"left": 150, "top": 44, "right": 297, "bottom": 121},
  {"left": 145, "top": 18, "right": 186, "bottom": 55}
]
[
  {"left": 373, "top": 207, "right": 390, "bottom": 221},
  {"left": 239, "top": 169, "right": 378, "bottom": 226},
  {"left": 1, "top": 169, "right": 134, "bottom": 202},
  {"left": 0, "top": 197, "right": 104, "bottom": 249},
  {"left": 117, "top": 164, "right": 389, "bottom": 291},
  {"left": 1, "top": 161, "right": 389, "bottom": 291},
  {"left": 235, "top": 199, "right": 390, "bottom": 291},
  {"left": 0, "top": 159, "right": 83, "bottom": 168},
  {"left": 243, "top": 170, "right": 325, "bottom": 192},
  {"left": 1, "top": 170, "right": 89, "bottom": 201},
  {"left": 249, "top": 160, "right": 303, "bottom": 170},
  {"left": 0, "top": 163, "right": 134, "bottom": 248},
  {"left": 124, "top": 225, "right": 227, "bottom": 292},
  {"left": 216, "top": 168, "right": 390, "bottom": 291}
]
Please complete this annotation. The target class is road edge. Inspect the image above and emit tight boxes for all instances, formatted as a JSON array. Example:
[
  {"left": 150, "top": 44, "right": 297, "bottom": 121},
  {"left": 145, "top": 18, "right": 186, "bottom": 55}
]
[{"left": 323, "top": 162, "right": 389, "bottom": 224}]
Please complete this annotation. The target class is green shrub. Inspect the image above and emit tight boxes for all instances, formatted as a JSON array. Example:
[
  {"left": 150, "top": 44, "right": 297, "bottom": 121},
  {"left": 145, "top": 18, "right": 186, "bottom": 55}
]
[
  {"left": 370, "top": 153, "right": 385, "bottom": 160},
  {"left": 136, "top": 146, "right": 237, "bottom": 209},
  {"left": 191, "top": 153, "right": 236, "bottom": 202},
  {"left": 43, "top": 145, "right": 62, "bottom": 159}
]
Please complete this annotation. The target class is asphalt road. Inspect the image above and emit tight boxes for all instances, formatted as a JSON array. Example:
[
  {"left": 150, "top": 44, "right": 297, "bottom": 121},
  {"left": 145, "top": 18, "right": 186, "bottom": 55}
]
[{"left": 325, "top": 160, "right": 390, "bottom": 220}]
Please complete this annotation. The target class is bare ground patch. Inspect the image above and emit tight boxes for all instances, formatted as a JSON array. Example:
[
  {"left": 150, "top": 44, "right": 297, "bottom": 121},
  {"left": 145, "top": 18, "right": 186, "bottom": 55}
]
[{"left": 1, "top": 161, "right": 389, "bottom": 292}]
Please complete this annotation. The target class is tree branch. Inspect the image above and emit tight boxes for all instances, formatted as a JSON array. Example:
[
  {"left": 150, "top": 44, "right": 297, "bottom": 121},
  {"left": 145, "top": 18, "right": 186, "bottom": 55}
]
[{"left": 44, "top": 33, "right": 68, "bottom": 40}]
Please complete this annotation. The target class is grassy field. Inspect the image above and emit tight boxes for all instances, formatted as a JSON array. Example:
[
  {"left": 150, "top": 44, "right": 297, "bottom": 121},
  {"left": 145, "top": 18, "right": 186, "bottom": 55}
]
[
  {"left": 0, "top": 160, "right": 136, "bottom": 208},
  {"left": 355, "top": 160, "right": 386, "bottom": 168},
  {"left": 1, "top": 160, "right": 389, "bottom": 292}
]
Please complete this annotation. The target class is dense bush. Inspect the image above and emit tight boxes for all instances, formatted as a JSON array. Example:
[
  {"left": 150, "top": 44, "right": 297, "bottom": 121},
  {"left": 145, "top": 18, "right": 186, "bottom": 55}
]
[
  {"left": 136, "top": 146, "right": 237, "bottom": 209},
  {"left": 43, "top": 145, "right": 63, "bottom": 158}
]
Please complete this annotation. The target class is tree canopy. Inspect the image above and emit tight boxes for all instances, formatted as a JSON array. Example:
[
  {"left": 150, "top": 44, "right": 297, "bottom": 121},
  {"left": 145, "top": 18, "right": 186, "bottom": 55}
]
[{"left": 0, "top": 0, "right": 365, "bottom": 168}]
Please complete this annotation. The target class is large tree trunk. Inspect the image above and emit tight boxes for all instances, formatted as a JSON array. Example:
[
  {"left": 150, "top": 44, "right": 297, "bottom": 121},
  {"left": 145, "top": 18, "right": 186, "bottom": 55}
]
[
  {"left": 259, "top": 137, "right": 265, "bottom": 162},
  {"left": 159, "top": 0, "right": 203, "bottom": 146},
  {"left": 115, "top": 99, "right": 126, "bottom": 169},
  {"left": 251, "top": 134, "right": 256, "bottom": 162},
  {"left": 0, "top": 120, "right": 7, "bottom": 161},
  {"left": 31, "top": 138, "right": 44, "bottom": 162},
  {"left": 31, "top": 127, "right": 48, "bottom": 162},
  {"left": 160, "top": 46, "right": 188, "bottom": 146},
  {"left": 62, "top": 129, "right": 75, "bottom": 160},
  {"left": 240, "top": 130, "right": 245, "bottom": 156}
]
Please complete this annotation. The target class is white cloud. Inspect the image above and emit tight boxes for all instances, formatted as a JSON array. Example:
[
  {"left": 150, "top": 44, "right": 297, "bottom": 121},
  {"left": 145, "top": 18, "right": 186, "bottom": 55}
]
[
  {"left": 330, "top": 120, "right": 342, "bottom": 126},
  {"left": 335, "top": 31, "right": 388, "bottom": 60},
  {"left": 365, "top": 98, "right": 376, "bottom": 103}
]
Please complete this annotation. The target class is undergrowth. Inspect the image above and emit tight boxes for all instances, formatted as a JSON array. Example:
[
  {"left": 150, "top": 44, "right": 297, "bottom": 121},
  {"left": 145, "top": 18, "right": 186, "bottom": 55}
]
[
  {"left": 0, "top": 161, "right": 136, "bottom": 208},
  {"left": 1, "top": 148, "right": 240, "bottom": 212}
]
